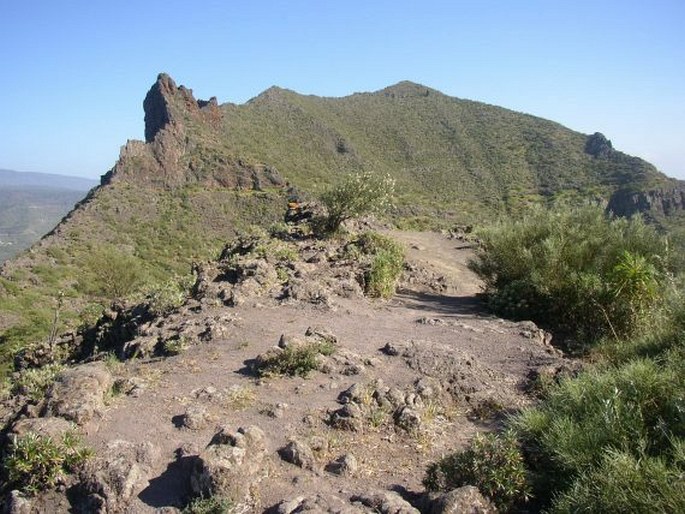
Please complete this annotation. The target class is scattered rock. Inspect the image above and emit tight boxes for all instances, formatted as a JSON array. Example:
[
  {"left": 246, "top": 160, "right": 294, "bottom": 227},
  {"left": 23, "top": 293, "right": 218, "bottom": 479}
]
[
  {"left": 77, "top": 440, "right": 159, "bottom": 513},
  {"left": 429, "top": 486, "right": 496, "bottom": 514},
  {"left": 326, "top": 453, "right": 358, "bottom": 476},
  {"left": 276, "top": 493, "right": 368, "bottom": 514},
  {"left": 278, "top": 439, "right": 317, "bottom": 471},
  {"left": 10, "top": 416, "right": 74, "bottom": 441},
  {"left": 394, "top": 406, "right": 422, "bottom": 432},
  {"left": 42, "top": 362, "right": 112, "bottom": 426},
  {"left": 4, "top": 490, "right": 32, "bottom": 514},
  {"left": 190, "top": 425, "right": 268, "bottom": 503},
  {"left": 353, "top": 491, "right": 420, "bottom": 514},
  {"left": 181, "top": 405, "right": 209, "bottom": 430},
  {"left": 329, "top": 403, "right": 364, "bottom": 432}
]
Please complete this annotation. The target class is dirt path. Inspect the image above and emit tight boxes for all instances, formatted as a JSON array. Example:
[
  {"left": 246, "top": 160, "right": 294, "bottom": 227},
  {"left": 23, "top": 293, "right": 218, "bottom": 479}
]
[{"left": 84, "top": 231, "right": 564, "bottom": 512}]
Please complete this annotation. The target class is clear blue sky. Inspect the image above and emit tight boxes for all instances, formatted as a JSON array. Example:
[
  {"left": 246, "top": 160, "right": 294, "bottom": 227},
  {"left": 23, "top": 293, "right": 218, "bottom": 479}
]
[{"left": 1, "top": 0, "right": 683, "bottom": 179}]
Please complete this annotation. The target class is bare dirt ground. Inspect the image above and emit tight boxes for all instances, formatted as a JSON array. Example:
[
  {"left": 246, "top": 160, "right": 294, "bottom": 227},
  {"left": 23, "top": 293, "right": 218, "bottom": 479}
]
[{"left": 79, "top": 231, "right": 566, "bottom": 512}]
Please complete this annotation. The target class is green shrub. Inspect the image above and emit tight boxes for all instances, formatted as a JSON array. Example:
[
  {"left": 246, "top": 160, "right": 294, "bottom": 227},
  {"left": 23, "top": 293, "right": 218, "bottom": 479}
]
[
  {"left": 12, "top": 363, "right": 64, "bottom": 402},
  {"left": 366, "top": 249, "right": 404, "bottom": 298},
  {"left": 347, "top": 232, "right": 405, "bottom": 299},
  {"left": 551, "top": 449, "right": 685, "bottom": 513},
  {"left": 319, "top": 171, "right": 395, "bottom": 234},
  {"left": 514, "top": 352, "right": 685, "bottom": 510},
  {"left": 469, "top": 205, "right": 670, "bottom": 343},
  {"left": 255, "top": 342, "right": 334, "bottom": 378},
  {"left": 145, "top": 274, "right": 194, "bottom": 316},
  {"left": 182, "top": 495, "right": 233, "bottom": 514},
  {"left": 78, "top": 245, "right": 147, "bottom": 300},
  {"left": 4, "top": 431, "right": 93, "bottom": 494},
  {"left": 424, "top": 431, "right": 530, "bottom": 511}
]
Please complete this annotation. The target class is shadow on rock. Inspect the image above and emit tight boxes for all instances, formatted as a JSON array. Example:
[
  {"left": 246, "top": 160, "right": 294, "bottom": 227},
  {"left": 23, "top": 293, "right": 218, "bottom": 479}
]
[{"left": 138, "top": 455, "right": 197, "bottom": 509}]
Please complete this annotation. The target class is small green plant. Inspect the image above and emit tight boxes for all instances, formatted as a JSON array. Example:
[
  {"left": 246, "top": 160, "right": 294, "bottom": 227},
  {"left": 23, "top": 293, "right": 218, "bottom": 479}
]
[
  {"left": 145, "top": 275, "right": 193, "bottom": 316},
  {"left": 182, "top": 494, "right": 233, "bottom": 514},
  {"left": 161, "top": 335, "right": 190, "bottom": 356},
  {"left": 514, "top": 354, "right": 685, "bottom": 509},
  {"left": 424, "top": 431, "right": 530, "bottom": 511},
  {"left": 255, "top": 342, "right": 335, "bottom": 378},
  {"left": 319, "top": 171, "right": 395, "bottom": 234},
  {"left": 79, "top": 245, "right": 147, "bottom": 300},
  {"left": 4, "top": 431, "right": 93, "bottom": 494},
  {"left": 12, "top": 363, "right": 64, "bottom": 402},
  {"left": 551, "top": 449, "right": 685, "bottom": 513},
  {"left": 366, "top": 249, "right": 404, "bottom": 298},
  {"left": 225, "top": 384, "right": 257, "bottom": 410},
  {"left": 346, "top": 232, "right": 405, "bottom": 299}
]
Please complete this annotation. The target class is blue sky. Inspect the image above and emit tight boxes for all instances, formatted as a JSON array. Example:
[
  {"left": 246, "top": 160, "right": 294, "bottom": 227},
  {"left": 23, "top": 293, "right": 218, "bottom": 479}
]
[{"left": 1, "top": 0, "right": 683, "bottom": 179}]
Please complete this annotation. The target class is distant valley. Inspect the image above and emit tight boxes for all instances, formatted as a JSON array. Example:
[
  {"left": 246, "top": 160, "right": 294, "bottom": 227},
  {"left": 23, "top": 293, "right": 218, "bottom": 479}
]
[{"left": 0, "top": 169, "right": 97, "bottom": 263}]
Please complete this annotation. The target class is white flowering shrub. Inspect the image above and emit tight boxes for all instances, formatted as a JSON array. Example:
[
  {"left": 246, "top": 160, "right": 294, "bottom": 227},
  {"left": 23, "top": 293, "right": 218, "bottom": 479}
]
[{"left": 319, "top": 171, "right": 395, "bottom": 234}]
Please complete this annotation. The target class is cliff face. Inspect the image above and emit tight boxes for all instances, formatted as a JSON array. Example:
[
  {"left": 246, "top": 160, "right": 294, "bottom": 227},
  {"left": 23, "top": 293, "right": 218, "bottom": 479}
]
[
  {"left": 102, "top": 73, "right": 285, "bottom": 191},
  {"left": 607, "top": 186, "right": 685, "bottom": 218}
]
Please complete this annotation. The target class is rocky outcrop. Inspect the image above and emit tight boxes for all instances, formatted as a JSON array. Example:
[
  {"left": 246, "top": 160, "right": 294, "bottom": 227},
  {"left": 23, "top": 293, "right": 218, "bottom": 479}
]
[
  {"left": 100, "top": 73, "right": 286, "bottom": 191},
  {"left": 42, "top": 362, "right": 112, "bottom": 426},
  {"left": 76, "top": 440, "right": 160, "bottom": 513},
  {"left": 190, "top": 425, "right": 268, "bottom": 504},
  {"left": 585, "top": 132, "right": 613, "bottom": 158},
  {"left": 607, "top": 186, "right": 685, "bottom": 218},
  {"left": 429, "top": 486, "right": 497, "bottom": 514},
  {"left": 143, "top": 73, "right": 219, "bottom": 143}
]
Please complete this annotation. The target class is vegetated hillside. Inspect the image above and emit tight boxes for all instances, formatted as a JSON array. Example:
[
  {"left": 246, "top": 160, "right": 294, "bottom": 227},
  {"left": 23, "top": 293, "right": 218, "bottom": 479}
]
[
  {"left": 0, "top": 73, "right": 678, "bottom": 375},
  {"left": 217, "top": 81, "right": 674, "bottom": 222},
  {"left": 0, "top": 170, "right": 97, "bottom": 263}
]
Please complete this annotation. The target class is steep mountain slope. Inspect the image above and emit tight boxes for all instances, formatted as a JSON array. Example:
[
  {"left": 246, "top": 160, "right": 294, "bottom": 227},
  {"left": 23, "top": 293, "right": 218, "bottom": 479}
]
[{"left": 0, "top": 73, "right": 678, "bottom": 375}]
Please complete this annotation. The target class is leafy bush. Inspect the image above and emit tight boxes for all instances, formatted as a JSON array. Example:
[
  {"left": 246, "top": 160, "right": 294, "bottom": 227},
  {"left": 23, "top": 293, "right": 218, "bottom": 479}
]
[
  {"left": 4, "top": 431, "right": 93, "bottom": 494},
  {"left": 78, "top": 245, "right": 147, "bottom": 300},
  {"left": 144, "top": 274, "right": 194, "bottom": 316},
  {"left": 182, "top": 495, "right": 233, "bottom": 514},
  {"left": 469, "top": 205, "right": 670, "bottom": 343},
  {"left": 12, "top": 363, "right": 64, "bottom": 402},
  {"left": 255, "top": 342, "right": 334, "bottom": 378},
  {"left": 366, "top": 249, "right": 404, "bottom": 299},
  {"left": 424, "top": 431, "right": 530, "bottom": 511},
  {"left": 319, "top": 171, "right": 395, "bottom": 234},
  {"left": 347, "top": 232, "right": 405, "bottom": 299},
  {"left": 551, "top": 450, "right": 685, "bottom": 513}
]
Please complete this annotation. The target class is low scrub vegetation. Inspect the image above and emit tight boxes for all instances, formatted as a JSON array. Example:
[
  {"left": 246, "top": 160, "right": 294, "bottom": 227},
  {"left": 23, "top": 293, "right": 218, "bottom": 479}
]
[
  {"left": 424, "top": 431, "right": 530, "bottom": 511},
  {"left": 430, "top": 204, "right": 685, "bottom": 512},
  {"left": 255, "top": 341, "right": 335, "bottom": 378},
  {"left": 347, "top": 232, "right": 405, "bottom": 299},
  {"left": 319, "top": 170, "right": 395, "bottom": 234},
  {"left": 3, "top": 431, "right": 93, "bottom": 494},
  {"left": 469, "top": 205, "right": 672, "bottom": 345},
  {"left": 182, "top": 495, "right": 233, "bottom": 514}
]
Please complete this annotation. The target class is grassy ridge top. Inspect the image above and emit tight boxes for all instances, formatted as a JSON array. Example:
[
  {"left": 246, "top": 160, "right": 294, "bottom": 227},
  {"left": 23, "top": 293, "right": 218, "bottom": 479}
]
[{"left": 212, "top": 80, "right": 669, "bottom": 222}]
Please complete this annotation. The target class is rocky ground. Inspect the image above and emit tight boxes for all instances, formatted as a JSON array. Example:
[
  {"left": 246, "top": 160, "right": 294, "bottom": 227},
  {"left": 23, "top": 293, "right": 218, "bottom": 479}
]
[{"left": 1, "top": 228, "right": 574, "bottom": 513}]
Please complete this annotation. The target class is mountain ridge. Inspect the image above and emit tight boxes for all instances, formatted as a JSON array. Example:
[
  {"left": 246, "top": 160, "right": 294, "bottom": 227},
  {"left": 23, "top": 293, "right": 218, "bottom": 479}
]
[{"left": 0, "top": 72, "right": 682, "bottom": 375}]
